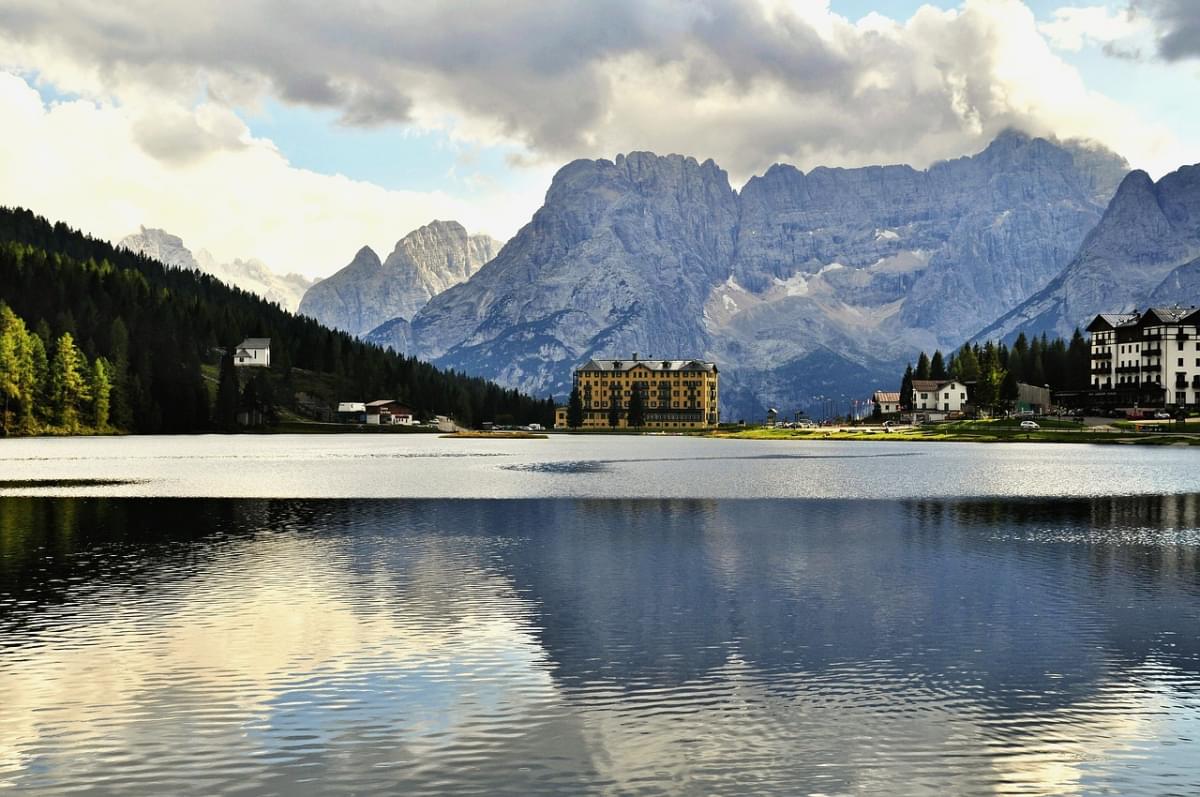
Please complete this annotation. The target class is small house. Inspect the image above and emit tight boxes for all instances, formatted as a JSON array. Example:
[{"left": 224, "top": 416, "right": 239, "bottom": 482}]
[
  {"left": 233, "top": 338, "right": 271, "bottom": 367},
  {"left": 365, "top": 400, "right": 415, "bottom": 426},
  {"left": 337, "top": 402, "right": 367, "bottom": 423},
  {"left": 911, "top": 379, "right": 968, "bottom": 413},
  {"left": 872, "top": 391, "right": 901, "bottom": 416}
]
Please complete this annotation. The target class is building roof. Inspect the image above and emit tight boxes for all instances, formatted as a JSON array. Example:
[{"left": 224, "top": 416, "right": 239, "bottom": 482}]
[
  {"left": 1086, "top": 312, "right": 1139, "bottom": 332},
  {"left": 337, "top": 402, "right": 366, "bottom": 412},
  {"left": 237, "top": 337, "right": 271, "bottom": 349},
  {"left": 1140, "top": 306, "right": 1200, "bottom": 325},
  {"left": 366, "top": 400, "right": 412, "bottom": 411},
  {"left": 911, "top": 379, "right": 959, "bottom": 392},
  {"left": 873, "top": 391, "right": 900, "bottom": 403},
  {"left": 579, "top": 357, "right": 718, "bottom": 373}
]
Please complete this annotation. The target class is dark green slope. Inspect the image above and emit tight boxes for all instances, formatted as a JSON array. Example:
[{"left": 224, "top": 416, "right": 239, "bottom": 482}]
[{"left": 0, "top": 207, "right": 553, "bottom": 433}]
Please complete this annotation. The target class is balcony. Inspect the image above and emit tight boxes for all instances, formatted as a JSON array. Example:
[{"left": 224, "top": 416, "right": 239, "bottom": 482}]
[
  {"left": 1142, "top": 347, "right": 1161, "bottom": 356},
  {"left": 1116, "top": 365, "right": 1141, "bottom": 374}
]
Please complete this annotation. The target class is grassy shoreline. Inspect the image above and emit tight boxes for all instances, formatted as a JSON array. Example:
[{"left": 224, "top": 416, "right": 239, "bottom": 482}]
[
  {"left": 441, "top": 430, "right": 548, "bottom": 439},
  {"left": 711, "top": 419, "right": 1200, "bottom": 446}
]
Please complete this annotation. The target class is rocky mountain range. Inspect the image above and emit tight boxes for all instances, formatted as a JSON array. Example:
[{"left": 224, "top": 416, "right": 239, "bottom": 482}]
[
  {"left": 119, "top": 227, "right": 316, "bottom": 311},
  {"left": 393, "top": 131, "right": 1126, "bottom": 418},
  {"left": 976, "top": 164, "right": 1200, "bottom": 342},
  {"left": 297, "top": 220, "right": 500, "bottom": 337}
]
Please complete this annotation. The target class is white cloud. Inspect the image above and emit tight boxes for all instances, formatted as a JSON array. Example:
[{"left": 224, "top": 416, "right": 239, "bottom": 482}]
[
  {"left": 0, "top": 73, "right": 552, "bottom": 278},
  {"left": 0, "top": 0, "right": 1188, "bottom": 178},
  {"left": 1040, "top": 5, "right": 1148, "bottom": 52},
  {"left": 0, "top": 0, "right": 1195, "bottom": 275}
]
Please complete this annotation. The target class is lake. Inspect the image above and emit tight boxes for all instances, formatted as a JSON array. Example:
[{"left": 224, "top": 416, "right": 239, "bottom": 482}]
[{"left": 1, "top": 435, "right": 1199, "bottom": 795}]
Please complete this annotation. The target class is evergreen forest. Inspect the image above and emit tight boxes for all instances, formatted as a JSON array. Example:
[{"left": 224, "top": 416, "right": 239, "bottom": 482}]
[
  {"left": 898, "top": 331, "right": 1091, "bottom": 414},
  {"left": 0, "top": 207, "right": 555, "bottom": 435}
]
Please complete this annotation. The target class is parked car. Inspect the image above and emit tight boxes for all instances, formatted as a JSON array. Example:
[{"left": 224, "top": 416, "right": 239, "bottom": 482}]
[
  {"left": 1020, "top": 420, "right": 1040, "bottom": 430},
  {"left": 1153, "top": 411, "right": 1171, "bottom": 420},
  {"left": 795, "top": 419, "right": 816, "bottom": 429}
]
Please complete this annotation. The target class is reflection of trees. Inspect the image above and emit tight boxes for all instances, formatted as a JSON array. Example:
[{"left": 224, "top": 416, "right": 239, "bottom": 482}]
[
  {"left": 0, "top": 499, "right": 349, "bottom": 631},
  {"left": 4, "top": 495, "right": 1199, "bottom": 722},
  {"left": 492, "top": 497, "right": 1200, "bottom": 716}
]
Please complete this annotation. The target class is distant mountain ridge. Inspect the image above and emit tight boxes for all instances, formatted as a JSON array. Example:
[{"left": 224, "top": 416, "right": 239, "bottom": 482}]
[
  {"left": 298, "top": 220, "right": 500, "bottom": 336},
  {"left": 396, "top": 131, "right": 1127, "bottom": 417},
  {"left": 119, "top": 227, "right": 315, "bottom": 311},
  {"left": 976, "top": 164, "right": 1200, "bottom": 342}
]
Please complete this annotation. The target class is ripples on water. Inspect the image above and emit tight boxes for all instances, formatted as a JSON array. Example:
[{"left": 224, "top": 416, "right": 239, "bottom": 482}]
[{"left": 1, "top": 495, "right": 1198, "bottom": 795}]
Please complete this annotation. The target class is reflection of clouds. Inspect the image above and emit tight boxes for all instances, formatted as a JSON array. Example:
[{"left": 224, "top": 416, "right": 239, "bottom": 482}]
[
  {"left": 0, "top": 531, "right": 567, "bottom": 792},
  {"left": 572, "top": 654, "right": 1197, "bottom": 796},
  {"left": 3, "top": 496, "right": 1200, "bottom": 794}
]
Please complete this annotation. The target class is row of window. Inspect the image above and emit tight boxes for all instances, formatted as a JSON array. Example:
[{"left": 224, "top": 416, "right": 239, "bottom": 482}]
[
  {"left": 1111, "top": 358, "right": 1200, "bottom": 369},
  {"left": 590, "top": 402, "right": 703, "bottom": 409},
  {"left": 1093, "top": 340, "right": 1200, "bottom": 353}
]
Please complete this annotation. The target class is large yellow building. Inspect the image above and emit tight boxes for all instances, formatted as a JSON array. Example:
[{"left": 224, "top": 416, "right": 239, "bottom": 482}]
[{"left": 560, "top": 355, "right": 720, "bottom": 429}]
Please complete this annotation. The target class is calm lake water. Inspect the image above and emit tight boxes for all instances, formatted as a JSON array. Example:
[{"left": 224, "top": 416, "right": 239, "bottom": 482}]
[{"left": 1, "top": 436, "right": 1199, "bottom": 795}]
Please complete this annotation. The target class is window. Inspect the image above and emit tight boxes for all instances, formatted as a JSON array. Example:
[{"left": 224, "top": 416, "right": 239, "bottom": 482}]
[{"left": 1180, "top": 358, "right": 1185, "bottom": 367}]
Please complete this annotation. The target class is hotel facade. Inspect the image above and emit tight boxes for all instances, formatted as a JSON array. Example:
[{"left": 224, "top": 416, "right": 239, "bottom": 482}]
[
  {"left": 1088, "top": 306, "right": 1200, "bottom": 407},
  {"left": 566, "top": 355, "right": 720, "bottom": 429}
]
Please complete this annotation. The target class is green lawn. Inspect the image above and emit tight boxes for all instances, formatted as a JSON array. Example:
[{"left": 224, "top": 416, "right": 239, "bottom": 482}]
[{"left": 715, "top": 421, "right": 1199, "bottom": 446}]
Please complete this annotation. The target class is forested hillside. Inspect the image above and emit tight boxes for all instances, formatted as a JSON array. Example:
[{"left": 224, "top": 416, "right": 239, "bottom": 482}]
[
  {"left": 0, "top": 207, "right": 553, "bottom": 434},
  {"left": 898, "top": 331, "right": 1091, "bottom": 414}
]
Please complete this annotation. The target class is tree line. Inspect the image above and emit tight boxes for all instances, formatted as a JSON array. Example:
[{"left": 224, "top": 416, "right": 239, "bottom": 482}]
[
  {"left": 898, "top": 330, "right": 1090, "bottom": 414},
  {"left": 0, "top": 303, "right": 113, "bottom": 434},
  {"left": 0, "top": 207, "right": 554, "bottom": 434}
]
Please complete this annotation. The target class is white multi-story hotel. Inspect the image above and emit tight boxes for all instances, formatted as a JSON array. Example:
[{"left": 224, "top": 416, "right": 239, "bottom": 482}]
[{"left": 1088, "top": 306, "right": 1200, "bottom": 407}]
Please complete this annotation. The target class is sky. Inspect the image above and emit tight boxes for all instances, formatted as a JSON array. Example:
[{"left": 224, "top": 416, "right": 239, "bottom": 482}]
[{"left": 0, "top": 0, "right": 1197, "bottom": 279}]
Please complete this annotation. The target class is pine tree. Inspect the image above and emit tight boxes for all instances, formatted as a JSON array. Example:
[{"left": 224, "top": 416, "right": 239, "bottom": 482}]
[
  {"left": 1001, "top": 369, "right": 1019, "bottom": 407},
  {"left": 90, "top": 357, "right": 112, "bottom": 430},
  {"left": 916, "top": 351, "right": 931, "bottom": 380},
  {"left": 607, "top": 388, "right": 622, "bottom": 428},
  {"left": 975, "top": 343, "right": 1005, "bottom": 415},
  {"left": 627, "top": 382, "right": 646, "bottom": 429},
  {"left": 0, "top": 303, "right": 29, "bottom": 434},
  {"left": 215, "top": 350, "right": 240, "bottom": 431},
  {"left": 28, "top": 333, "right": 48, "bottom": 427},
  {"left": 900, "top": 364, "right": 915, "bottom": 411},
  {"left": 49, "top": 332, "right": 89, "bottom": 432},
  {"left": 954, "top": 345, "right": 980, "bottom": 383},
  {"left": 567, "top": 385, "right": 584, "bottom": 428},
  {"left": 107, "top": 317, "right": 132, "bottom": 430},
  {"left": 930, "top": 350, "right": 947, "bottom": 379}
]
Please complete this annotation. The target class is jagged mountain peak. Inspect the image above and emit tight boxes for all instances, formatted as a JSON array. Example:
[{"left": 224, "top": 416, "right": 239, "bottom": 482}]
[
  {"left": 119, "top": 227, "right": 314, "bottom": 310},
  {"left": 352, "top": 245, "right": 382, "bottom": 267},
  {"left": 976, "top": 162, "right": 1200, "bottom": 343},
  {"left": 407, "top": 131, "right": 1121, "bottom": 416},
  {"left": 297, "top": 220, "right": 500, "bottom": 335}
]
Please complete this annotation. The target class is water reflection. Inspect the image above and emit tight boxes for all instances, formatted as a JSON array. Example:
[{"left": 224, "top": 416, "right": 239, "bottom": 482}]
[{"left": 1, "top": 496, "right": 1198, "bottom": 795}]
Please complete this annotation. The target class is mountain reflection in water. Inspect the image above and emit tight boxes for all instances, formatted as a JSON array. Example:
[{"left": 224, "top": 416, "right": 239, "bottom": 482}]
[{"left": 1, "top": 495, "right": 1198, "bottom": 795}]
